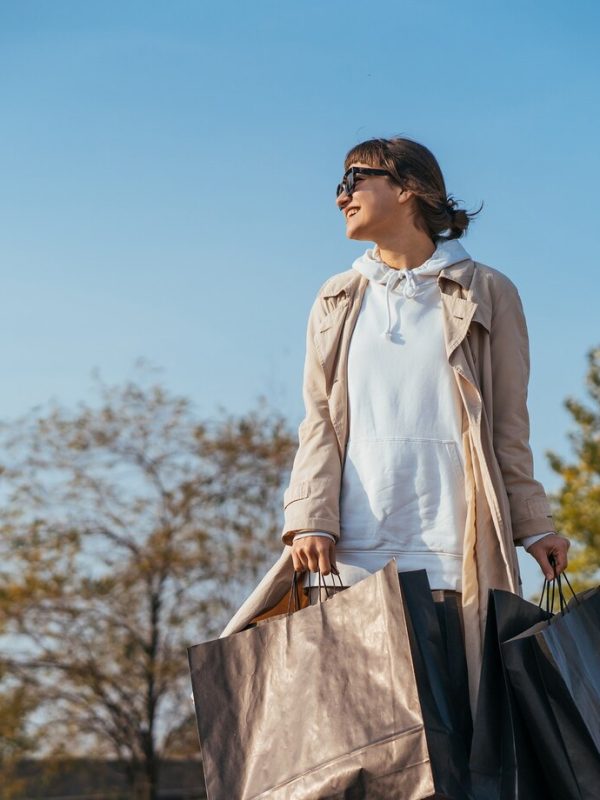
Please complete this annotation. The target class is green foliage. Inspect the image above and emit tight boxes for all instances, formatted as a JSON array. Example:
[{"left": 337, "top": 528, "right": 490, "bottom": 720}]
[{"left": 546, "top": 346, "right": 600, "bottom": 591}]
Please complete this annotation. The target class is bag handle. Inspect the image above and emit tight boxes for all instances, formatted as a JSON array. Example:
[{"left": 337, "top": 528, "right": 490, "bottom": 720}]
[
  {"left": 306, "top": 567, "right": 344, "bottom": 603},
  {"left": 286, "top": 568, "right": 344, "bottom": 616},
  {"left": 538, "top": 554, "right": 579, "bottom": 615}
]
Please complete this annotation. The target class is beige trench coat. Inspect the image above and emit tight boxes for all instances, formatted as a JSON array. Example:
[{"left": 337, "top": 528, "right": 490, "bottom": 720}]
[{"left": 221, "top": 256, "right": 556, "bottom": 715}]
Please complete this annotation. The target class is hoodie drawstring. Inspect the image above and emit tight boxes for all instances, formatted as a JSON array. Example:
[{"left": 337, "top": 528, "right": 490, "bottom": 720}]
[
  {"left": 383, "top": 271, "right": 400, "bottom": 338},
  {"left": 402, "top": 269, "right": 418, "bottom": 299},
  {"left": 382, "top": 269, "right": 418, "bottom": 338},
  {"left": 352, "top": 239, "right": 471, "bottom": 339}
]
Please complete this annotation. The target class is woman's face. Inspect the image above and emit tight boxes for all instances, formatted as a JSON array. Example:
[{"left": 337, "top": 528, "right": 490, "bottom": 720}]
[{"left": 336, "top": 161, "right": 409, "bottom": 242}]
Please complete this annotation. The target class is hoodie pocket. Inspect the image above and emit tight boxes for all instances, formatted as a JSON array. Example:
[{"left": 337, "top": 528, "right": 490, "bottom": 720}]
[
  {"left": 339, "top": 437, "right": 467, "bottom": 554},
  {"left": 444, "top": 439, "right": 465, "bottom": 483}
]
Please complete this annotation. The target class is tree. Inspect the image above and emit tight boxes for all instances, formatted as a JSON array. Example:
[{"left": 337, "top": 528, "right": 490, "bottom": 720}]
[
  {"left": 546, "top": 345, "right": 600, "bottom": 591},
  {"left": 0, "top": 668, "right": 37, "bottom": 799},
  {"left": 0, "top": 365, "right": 296, "bottom": 798}
]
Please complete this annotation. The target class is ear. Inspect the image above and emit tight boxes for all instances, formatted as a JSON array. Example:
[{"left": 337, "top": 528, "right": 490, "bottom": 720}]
[{"left": 396, "top": 187, "right": 414, "bottom": 206}]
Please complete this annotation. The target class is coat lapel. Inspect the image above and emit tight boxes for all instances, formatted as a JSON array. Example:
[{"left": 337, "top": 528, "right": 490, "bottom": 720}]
[
  {"left": 439, "top": 259, "right": 492, "bottom": 359},
  {"left": 441, "top": 293, "right": 479, "bottom": 359}
]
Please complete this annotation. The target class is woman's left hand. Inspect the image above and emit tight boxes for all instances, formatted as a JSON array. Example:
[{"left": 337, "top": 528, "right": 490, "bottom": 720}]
[{"left": 527, "top": 533, "right": 571, "bottom": 580}]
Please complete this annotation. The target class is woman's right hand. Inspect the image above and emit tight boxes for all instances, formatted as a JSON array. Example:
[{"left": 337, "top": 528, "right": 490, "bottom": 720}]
[{"left": 291, "top": 535, "right": 339, "bottom": 576}]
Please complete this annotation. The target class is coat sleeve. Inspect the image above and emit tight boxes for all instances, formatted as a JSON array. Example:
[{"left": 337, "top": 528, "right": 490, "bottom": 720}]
[
  {"left": 489, "top": 277, "right": 556, "bottom": 540},
  {"left": 280, "top": 293, "right": 342, "bottom": 546}
]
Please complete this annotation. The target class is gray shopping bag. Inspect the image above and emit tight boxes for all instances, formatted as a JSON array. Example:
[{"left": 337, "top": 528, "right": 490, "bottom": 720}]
[{"left": 188, "top": 558, "right": 434, "bottom": 800}]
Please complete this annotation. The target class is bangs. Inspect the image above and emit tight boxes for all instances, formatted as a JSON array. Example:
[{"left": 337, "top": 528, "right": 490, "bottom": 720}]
[{"left": 343, "top": 139, "right": 389, "bottom": 171}]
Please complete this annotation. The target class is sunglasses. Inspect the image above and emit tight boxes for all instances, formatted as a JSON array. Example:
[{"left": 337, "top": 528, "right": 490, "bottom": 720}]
[{"left": 336, "top": 167, "right": 393, "bottom": 198}]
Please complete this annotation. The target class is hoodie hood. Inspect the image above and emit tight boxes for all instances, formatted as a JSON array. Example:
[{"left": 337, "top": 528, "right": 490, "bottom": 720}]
[{"left": 352, "top": 238, "right": 472, "bottom": 338}]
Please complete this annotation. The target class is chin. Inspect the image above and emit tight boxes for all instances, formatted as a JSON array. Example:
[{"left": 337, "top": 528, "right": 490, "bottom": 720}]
[
  {"left": 346, "top": 226, "right": 371, "bottom": 241},
  {"left": 346, "top": 231, "right": 373, "bottom": 242}
]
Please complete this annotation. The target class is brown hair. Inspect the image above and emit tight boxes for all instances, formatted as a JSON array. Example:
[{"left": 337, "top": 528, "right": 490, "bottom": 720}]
[{"left": 343, "top": 136, "right": 483, "bottom": 241}]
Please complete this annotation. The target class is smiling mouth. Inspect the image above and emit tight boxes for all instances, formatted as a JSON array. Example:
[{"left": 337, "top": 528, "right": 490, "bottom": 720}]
[{"left": 346, "top": 208, "right": 359, "bottom": 219}]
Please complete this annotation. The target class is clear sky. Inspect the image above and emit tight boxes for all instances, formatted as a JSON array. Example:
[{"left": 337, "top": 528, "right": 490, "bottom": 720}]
[{"left": 1, "top": 1, "right": 599, "bottom": 595}]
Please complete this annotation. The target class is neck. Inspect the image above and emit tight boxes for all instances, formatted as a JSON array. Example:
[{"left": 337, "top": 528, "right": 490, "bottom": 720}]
[{"left": 375, "top": 231, "right": 437, "bottom": 270}]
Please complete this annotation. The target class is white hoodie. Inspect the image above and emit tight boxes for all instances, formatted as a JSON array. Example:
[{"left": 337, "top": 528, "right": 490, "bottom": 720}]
[{"left": 296, "top": 239, "right": 550, "bottom": 591}]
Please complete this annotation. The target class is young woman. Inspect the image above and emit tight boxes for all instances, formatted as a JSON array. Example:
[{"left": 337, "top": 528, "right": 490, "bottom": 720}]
[
  {"left": 221, "top": 135, "right": 570, "bottom": 722},
  {"left": 289, "top": 135, "right": 571, "bottom": 696}
]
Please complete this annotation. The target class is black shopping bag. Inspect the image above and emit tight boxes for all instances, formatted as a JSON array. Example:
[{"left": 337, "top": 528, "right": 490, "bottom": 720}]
[
  {"left": 537, "top": 584, "right": 600, "bottom": 750},
  {"left": 469, "top": 588, "right": 553, "bottom": 800},
  {"left": 501, "top": 573, "right": 600, "bottom": 800},
  {"left": 398, "top": 569, "right": 473, "bottom": 800}
]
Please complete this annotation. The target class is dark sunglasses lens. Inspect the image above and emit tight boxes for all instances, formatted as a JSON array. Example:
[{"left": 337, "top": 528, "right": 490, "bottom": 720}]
[
  {"left": 336, "top": 169, "right": 358, "bottom": 198},
  {"left": 345, "top": 171, "right": 355, "bottom": 196}
]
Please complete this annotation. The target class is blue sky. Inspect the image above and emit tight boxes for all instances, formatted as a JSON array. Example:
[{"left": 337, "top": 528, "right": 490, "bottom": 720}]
[{"left": 1, "top": 1, "right": 598, "bottom": 594}]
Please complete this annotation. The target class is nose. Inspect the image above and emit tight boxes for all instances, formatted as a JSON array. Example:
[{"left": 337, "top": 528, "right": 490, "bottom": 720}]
[{"left": 336, "top": 191, "right": 351, "bottom": 211}]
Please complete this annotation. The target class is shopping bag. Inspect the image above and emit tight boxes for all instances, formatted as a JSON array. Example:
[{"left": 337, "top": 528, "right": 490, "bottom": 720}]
[
  {"left": 397, "top": 570, "right": 474, "bottom": 800},
  {"left": 537, "top": 584, "right": 600, "bottom": 750},
  {"left": 501, "top": 573, "right": 600, "bottom": 800},
  {"left": 469, "top": 588, "right": 553, "bottom": 800},
  {"left": 188, "top": 558, "right": 434, "bottom": 800}
]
